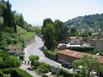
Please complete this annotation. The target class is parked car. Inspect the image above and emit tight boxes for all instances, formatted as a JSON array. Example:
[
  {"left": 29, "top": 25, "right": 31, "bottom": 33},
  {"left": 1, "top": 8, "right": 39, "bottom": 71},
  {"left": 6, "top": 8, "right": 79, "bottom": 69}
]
[
  {"left": 62, "top": 63, "right": 72, "bottom": 69},
  {"left": 57, "top": 43, "right": 67, "bottom": 50},
  {"left": 96, "top": 72, "right": 103, "bottom": 77}
]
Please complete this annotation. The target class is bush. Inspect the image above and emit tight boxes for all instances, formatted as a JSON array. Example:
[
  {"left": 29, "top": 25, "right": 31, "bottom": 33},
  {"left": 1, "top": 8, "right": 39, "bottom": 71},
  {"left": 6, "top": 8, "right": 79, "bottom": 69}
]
[
  {"left": 0, "top": 52, "right": 21, "bottom": 68},
  {"left": 1, "top": 68, "right": 32, "bottom": 77},
  {"left": 68, "top": 46, "right": 94, "bottom": 52},
  {"left": 36, "top": 62, "right": 50, "bottom": 74},
  {"left": 60, "top": 69, "right": 80, "bottom": 77},
  {"left": 29, "top": 55, "right": 39, "bottom": 61},
  {"left": 29, "top": 55, "right": 39, "bottom": 66},
  {"left": 5, "top": 55, "right": 21, "bottom": 67},
  {"left": 50, "top": 66, "right": 61, "bottom": 75},
  {"left": 19, "top": 55, "right": 24, "bottom": 60},
  {"left": 33, "top": 61, "right": 41, "bottom": 69},
  {"left": 43, "top": 50, "right": 57, "bottom": 60}
]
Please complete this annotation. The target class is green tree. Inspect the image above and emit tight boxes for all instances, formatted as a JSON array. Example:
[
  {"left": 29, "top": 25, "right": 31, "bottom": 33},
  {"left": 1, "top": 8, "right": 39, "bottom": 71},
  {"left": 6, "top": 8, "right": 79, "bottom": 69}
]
[
  {"left": 0, "top": 1, "right": 17, "bottom": 32},
  {"left": 42, "top": 23, "right": 56, "bottom": 50},
  {"left": 5, "top": 55, "right": 21, "bottom": 67},
  {"left": 0, "top": 33, "right": 7, "bottom": 51},
  {"left": 72, "top": 56, "right": 102, "bottom": 77},
  {"left": 13, "top": 12, "right": 26, "bottom": 31},
  {"left": 29, "top": 55, "right": 39, "bottom": 61},
  {"left": 36, "top": 62, "right": 50, "bottom": 74},
  {"left": 42, "top": 18, "right": 69, "bottom": 50},
  {"left": 54, "top": 20, "right": 69, "bottom": 43},
  {"left": 70, "top": 27, "right": 77, "bottom": 36},
  {"left": 42, "top": 18, "right": 53, "bottom": 28},
  {"left": 29, "top": 55, "right": 39, "bottom": 66}
]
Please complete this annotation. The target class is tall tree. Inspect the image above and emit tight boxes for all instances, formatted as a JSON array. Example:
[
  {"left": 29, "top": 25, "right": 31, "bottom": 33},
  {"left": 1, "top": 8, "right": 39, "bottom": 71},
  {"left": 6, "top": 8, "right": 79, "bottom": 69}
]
[
  {"left": 2, "top": 0, "right": 17, "bottom": 32},
  {"left": 42, "top": 23, "right": 56, "bottom": 50},
  {"left": 42, "top": 18, "right": 69, "bottom": 50},
  {"left": 42, "top": 18, "right": 53, "bottom": 28},
  {"left": 14, "top": 13, "right": 24, "bottom": 27},
  {"left": 0, "top": 1, "right": 6, "bottom": 32},
  {"left": 54, "top": 20, "right": 69, "bottom": 43}
]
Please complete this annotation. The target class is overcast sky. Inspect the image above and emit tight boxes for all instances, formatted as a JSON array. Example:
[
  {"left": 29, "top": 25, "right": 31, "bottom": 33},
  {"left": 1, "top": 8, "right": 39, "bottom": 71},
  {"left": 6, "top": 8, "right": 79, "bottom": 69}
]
[{"left": 9, "top": 0, "right": 103, "bottom": 26}]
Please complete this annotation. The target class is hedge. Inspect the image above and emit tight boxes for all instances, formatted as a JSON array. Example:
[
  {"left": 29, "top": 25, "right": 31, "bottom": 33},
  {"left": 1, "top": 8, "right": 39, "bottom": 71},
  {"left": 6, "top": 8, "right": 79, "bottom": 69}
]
[
  {"left": 43, "top": 50, "right": 57, "bottom": 61},
  {"left": 68, "top": 46, "right": 94, "bottom": 52},
  {"left": 1, "top": 68, "right": 32, "bottom": 77}
]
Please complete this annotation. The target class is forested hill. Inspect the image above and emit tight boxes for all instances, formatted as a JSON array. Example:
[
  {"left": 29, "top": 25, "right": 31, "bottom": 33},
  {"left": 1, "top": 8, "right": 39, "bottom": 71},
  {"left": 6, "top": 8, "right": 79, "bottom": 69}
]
[{"left": 64, "top": 14, "right": 103, "bottom": 29}]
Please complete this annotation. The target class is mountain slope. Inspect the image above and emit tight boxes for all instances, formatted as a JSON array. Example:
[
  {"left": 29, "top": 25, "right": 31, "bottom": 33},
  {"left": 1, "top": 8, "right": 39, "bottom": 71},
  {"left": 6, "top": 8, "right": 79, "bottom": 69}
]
[{"left": 64, "top": 14, "right": 103, "bottom": 29}]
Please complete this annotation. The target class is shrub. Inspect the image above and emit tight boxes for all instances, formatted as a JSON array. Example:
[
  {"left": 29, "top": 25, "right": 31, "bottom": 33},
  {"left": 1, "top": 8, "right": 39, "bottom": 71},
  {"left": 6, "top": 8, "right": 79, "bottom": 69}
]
[
  {"left": 50, "top": 66, "right": 61, "bottom": 75},
  {"left": 29, "top": 55, "right": 39, "bottom": 66},
  {"left": 1, "top": 68, "right": 32, "bottom": 77},
  {"left": 36, "top": 62, "right": 50, "bottom": 74},
  {"left": 60, "top": 69, "right": 80, "bottom": 77},
  {"left": 0, "top": 52, "right": 21, "bottom": 68},
  {"left": 33, "top": 61, "right": 41, "bottom": 69},
  {"left": 68, "top": 46, "right": 94, "bottom": 52},
  {"left": 29, "top": 55, "right": 39, "bottom": 61},
  {"left": 43, "top": 50, "right": 57, "bottom": 60},
  {"left": 5, "top": 55, "right": 21, "bottom": 67},
  {"left": 19, "top": 55, "right": 24, "bottom": 60}
]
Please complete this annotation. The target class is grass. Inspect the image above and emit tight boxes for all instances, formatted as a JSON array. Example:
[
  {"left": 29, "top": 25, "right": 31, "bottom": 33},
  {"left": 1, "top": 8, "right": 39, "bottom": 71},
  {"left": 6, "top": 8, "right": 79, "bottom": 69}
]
[{"left": 17, "top": 26, "right": 35, "bottom": 41}]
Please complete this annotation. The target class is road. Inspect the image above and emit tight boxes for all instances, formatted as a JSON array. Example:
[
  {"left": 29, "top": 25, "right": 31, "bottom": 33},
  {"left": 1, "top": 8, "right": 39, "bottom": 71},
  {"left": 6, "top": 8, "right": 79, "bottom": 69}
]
[
  {"left": 21, "top": 36, "right": 99, "bottom": 77},
  {"left": 24, "top": 36, "right": 61, "bottom": 67},
  {"left": 20, "top": 36, "right": 63, "bottom": 77}
]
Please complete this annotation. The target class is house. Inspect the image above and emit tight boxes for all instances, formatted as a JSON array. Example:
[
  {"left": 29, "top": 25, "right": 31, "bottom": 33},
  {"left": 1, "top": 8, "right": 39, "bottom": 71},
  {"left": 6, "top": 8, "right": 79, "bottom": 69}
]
[
  {"left": 7, "top": 45, "right": 23, "bottom": 56},
  {"left": 57, "top": 49, "right": 103, "bottom": 65},
  {"left": 69, "top": 36, "right": 83, "bottom": 45}
]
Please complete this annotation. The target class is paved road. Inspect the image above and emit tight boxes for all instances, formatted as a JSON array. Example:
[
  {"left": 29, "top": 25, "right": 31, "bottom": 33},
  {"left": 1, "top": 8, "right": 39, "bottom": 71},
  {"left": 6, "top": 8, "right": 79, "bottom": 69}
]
[
  {"left": 20, "top": 36, "right": 62, "bottom": 77},
  {"left": 22, "top": 36, "right": 99, "bottom": 77},
  {"left": 24, "top": 36, "right": 61, "bottom": 67}
]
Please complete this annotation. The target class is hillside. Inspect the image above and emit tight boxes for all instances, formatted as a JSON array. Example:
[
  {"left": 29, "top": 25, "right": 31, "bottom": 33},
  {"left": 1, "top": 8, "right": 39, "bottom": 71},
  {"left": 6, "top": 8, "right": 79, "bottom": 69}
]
[
  {"left": 17, "top": 26, "right": 35, "bottom": 41},
  {"left": 64, "top": 14, "right": 103, "bottom": 30}
]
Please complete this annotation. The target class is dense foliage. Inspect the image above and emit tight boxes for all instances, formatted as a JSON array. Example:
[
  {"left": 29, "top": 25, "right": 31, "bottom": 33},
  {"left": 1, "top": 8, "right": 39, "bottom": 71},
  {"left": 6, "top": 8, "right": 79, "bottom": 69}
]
[
  {"left": 0, "top": 0, "right": 17, "bottom": 32},
  {"left": 1, "top": 68, "right": 32, "bottom": 77},
  {"left": 42, "top": 18, "right": 69, "bottom": 50},
  {"left": 0, "top": 32, "right": 25, "bottom": 51},
  {"left": 68, "top": 46, "right": 94, "bottom": 52},
  {"left": 0, "top": 51, "right": 21, "bottom": 68},
  {"left": 29, "top": 55, "right": 39, "bottom": 61},
  {"left": 29, "top": 55, "right": 39, "bottom": 66},
  {"left": 13, "top": 12, "right": 35, "bottom": 32},
  {"left": 72, "top": 56, "right": 102, "bottom": 77},
  {"left": 36, "top": 62, "right": 50, "bottom": 74},
  {"left": 43, "top": 50, "right": 57, "bottom": 60}
]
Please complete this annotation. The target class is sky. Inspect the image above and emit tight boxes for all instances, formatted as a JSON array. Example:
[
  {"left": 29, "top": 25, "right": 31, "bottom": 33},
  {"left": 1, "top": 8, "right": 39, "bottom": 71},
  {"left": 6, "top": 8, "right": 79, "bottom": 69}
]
[{"left": 9, "top": 0, "right": 103, "bottom": 26}]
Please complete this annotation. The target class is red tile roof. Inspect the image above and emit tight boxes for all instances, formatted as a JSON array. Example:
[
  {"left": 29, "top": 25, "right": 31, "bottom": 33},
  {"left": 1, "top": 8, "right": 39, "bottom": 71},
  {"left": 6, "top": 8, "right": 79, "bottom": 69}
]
[{"left": 58, "top": 49, "right": 103, "bottom": 64}]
